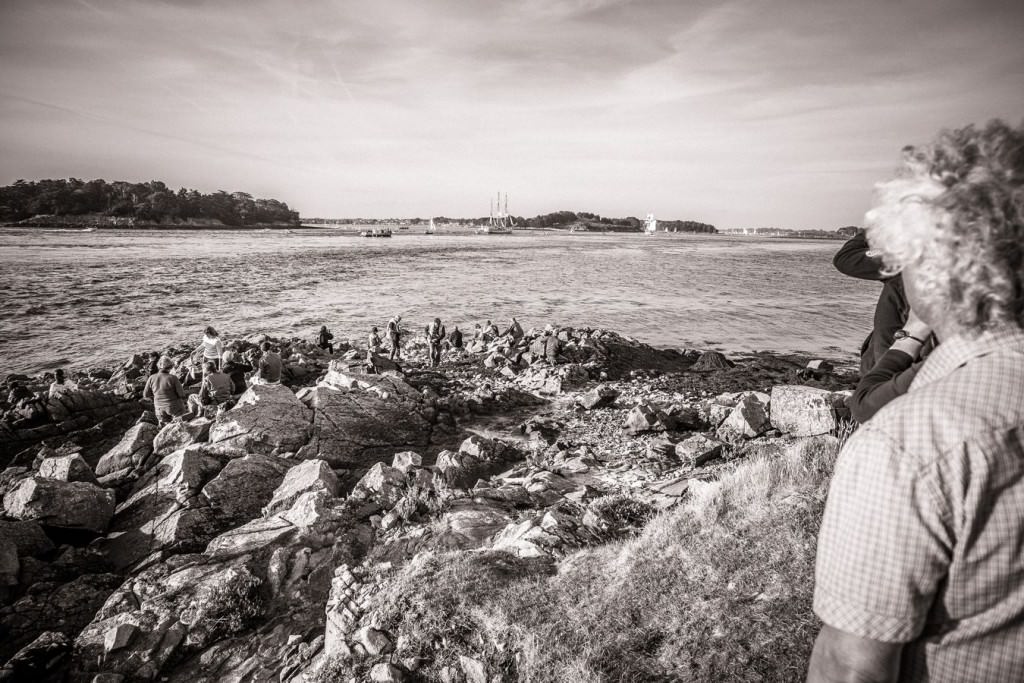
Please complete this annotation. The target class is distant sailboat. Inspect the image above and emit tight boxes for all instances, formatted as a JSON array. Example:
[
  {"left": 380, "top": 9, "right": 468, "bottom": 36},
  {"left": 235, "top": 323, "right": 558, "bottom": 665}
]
[
  {"left": 426, "top": 218, "right": 436, "bottom": 235},
  {"left": 644, "top": 213, "right": 658, "bottom": 235}
]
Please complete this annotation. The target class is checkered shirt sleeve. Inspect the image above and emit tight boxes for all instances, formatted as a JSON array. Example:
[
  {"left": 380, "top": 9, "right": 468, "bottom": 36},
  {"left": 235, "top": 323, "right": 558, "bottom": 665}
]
[{"left": 813, "top": 424, "right": 953, "bottom": 642}]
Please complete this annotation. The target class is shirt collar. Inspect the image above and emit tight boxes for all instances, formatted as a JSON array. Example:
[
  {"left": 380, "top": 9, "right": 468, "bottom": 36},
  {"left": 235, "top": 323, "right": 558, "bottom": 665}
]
[{"left": 911, "top": 328, "right": 1024, "bottom": 390}]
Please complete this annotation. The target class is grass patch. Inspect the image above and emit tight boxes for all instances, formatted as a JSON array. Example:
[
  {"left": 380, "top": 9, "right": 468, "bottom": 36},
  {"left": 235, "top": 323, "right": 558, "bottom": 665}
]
[{"left": 367, "top": 435, "right": 840, "bottom": 682}]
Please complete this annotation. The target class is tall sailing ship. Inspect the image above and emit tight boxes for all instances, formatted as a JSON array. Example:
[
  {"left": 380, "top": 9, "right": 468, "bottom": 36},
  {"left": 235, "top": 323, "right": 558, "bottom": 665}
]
[{"left": 476, "top": 192, "right": 514, "bottom": 235}]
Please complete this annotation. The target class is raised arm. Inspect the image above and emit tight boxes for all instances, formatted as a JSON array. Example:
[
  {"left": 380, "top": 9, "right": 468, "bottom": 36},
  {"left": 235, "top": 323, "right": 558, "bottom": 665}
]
[{"left": 833, "top": 230, "right": 885, "bottom": 281}]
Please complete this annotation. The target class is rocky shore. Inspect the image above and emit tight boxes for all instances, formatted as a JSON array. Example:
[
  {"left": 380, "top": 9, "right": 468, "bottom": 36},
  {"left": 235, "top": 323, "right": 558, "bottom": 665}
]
[{"left": 0, "top": 325, "right": 857, "bottom": 682}]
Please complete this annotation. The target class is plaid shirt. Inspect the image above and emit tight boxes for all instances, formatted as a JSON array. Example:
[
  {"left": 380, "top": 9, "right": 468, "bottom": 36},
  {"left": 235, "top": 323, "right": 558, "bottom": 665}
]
[{"left": 814, "top": 329, "right": 1024, "bottom": 682}]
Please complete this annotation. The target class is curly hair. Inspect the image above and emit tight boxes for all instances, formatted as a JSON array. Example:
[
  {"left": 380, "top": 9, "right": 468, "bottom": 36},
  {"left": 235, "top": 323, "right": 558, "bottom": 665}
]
[{"left": 865, "top": 119, "right": 1024, "bottom": 335}]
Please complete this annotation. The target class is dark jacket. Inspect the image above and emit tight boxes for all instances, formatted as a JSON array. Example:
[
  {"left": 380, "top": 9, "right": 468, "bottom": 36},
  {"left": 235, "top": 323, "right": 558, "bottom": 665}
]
[
  {"left": 833, "top": 231, "right": 909, "bottom": 375},
  {"left": 222, "top": 361, "right": 253, "bottom": 394},
  {"left": 848, "top": 349, "right": 924, "bottom": 423},
  {"left": 449, "top": 328, "right": 463, "bottom": 348}
]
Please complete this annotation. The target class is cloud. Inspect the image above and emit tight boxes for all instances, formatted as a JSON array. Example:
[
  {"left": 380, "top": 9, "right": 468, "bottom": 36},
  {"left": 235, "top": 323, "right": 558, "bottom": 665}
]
[{"left": 0, "top": 0, "right": 1022, "bottom": 228}]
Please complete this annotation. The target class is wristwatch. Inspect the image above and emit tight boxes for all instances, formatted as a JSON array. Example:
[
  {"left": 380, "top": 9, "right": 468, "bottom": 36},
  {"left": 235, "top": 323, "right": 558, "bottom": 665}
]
[{"left": 893, "top": 329, "right": 926, "bottom": 344}]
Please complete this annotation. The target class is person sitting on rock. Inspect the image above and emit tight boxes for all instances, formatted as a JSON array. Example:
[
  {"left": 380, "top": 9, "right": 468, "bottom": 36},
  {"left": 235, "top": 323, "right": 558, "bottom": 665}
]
[
  {"left": 251, "top": 341, "right": 283, "bottom": 385},
  {"left": 472, "top": 323, "right": 483, "bottom": 341},
  {"left": 186, "top": 361, "right": 234, "bottom": 415},
  {"left": 195, "top": 326, "right": 224, "bottom": 371},
  {"left": 449, "top": 326, "right": 464, "bottom": 350},
  {"left": 221, "top": 350, "right": 253, "bottom": 395},
  {"left": 48, "top": 368, "right": 78, "bottom": 398},
  {"left": 503, "top": 317, "right": 524, "bottom": 340},
  {"left": 368, "top": 326, "right": 383, "bottom": 354},
  {"left": 317, "top": 325, "right": 335, "bottom": 354},
  {"left": 427, "top": 317, "right": 447, "bottom": 368},
  {"left": 484, "top": 320, "right": 499, "bottom": 340},
  {"left": 387, "top": 316, "right": 403, "bottom": 361},
  {"left": 6, "top": 381, "right": 33, "bottom": 407},
  {"left": 143, "top": 355, "right": 188, "bottom": 426}
]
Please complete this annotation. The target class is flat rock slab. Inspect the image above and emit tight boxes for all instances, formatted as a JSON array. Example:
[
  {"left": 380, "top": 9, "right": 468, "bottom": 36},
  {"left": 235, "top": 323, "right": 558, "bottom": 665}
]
[
  {"left": 309, "top": 387, "right": 432, "bottom": 468},
  {"left": 209, "top": 384, "right": 312, "bottom": 455}
]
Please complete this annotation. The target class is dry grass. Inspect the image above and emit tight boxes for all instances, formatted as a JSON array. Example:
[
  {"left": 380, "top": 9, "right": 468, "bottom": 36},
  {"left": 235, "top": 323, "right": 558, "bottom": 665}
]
[{"left": 368, "top": 435, "right": 841, "bottom": 682}]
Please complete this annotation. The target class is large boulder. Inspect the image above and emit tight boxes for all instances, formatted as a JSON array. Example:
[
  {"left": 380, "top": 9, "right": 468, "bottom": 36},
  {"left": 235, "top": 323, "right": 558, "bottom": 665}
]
[
  {"left": 770, "top": 385, "right": 837, "bottom": 437},
  {"left": 200, "top": 454, "right": 290, "bottom": 526},
  {"left": 674, "top": 434, "right": 727, "bottom": 468},
  {"left": 716, "top": 394, "right": 770, "bottom": 442},
  {"left": 95, "top": 421, "right": 159, "bottom": 477},
  {"left": 0, "top": 519, "right": 55, "bottom": 558},
  {"left": 3, "top": 477, "right": 115, "bottom": 533},
  {"left": 209, "top": 384, "right": 312, "bottom": 455},
  {"left": 320, "top": 364, "right": 420, "bottom": 401},
  {"left": 111, "top": 447, "right": 225, "bottom": 533},
  {"left": 37, "top": 453, "right": 97, "bottom": 485},
  {"left": 436, "top": 436, "right": 519, "bottom": 489},
  {"left": 308, "top": 387, "right": 432, "bottom": 468},
  {"left": 623, "top": 403, "right": 670, "bottom": 435},
  {"left": 263, "top": 459, "right": 338, "bottom": 516},
  {"left": 577, "top": 385, "right": 620, "bottom": 410},
  {"left": 350, "top": 463, "right": 407, "bottom": 510},
  {"left": 153, "top": 418, "right": 213, "bottom": 457}
]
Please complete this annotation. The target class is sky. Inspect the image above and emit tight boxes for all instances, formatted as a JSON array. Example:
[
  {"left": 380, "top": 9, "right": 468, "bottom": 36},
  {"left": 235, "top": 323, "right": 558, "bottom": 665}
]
[{"left": 0, "top": 0, "right": 1022, "bottom": 229}]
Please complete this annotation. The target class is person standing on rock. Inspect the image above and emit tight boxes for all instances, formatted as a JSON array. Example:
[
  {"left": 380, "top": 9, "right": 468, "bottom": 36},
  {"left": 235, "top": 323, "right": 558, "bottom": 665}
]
[
  {"left": 251, "top": 341, "right": 283, "bottom": 385},
  {"left": 387, "top": 316, "right": 403, "bottom": 361},
  {"left": 143, "top": 355, "right": 187, "bottom": 426},
  {"left": 808, "top": 120, "right": 1024, "bottom": 683},
  {"left": 317, "top": 325, "right": 335, "bottom": 354},
  {"left": 427, "top": 317, "right": 447, "bottom": 367},
  {"left": 195, "top": 326, "right": 224, "bottom": 371}
]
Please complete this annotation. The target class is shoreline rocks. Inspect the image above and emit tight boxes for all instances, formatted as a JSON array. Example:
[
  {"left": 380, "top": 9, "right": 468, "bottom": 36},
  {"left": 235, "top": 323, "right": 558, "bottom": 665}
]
[{"left": 0, "top": 324, "right": 860, "bottom": 680}]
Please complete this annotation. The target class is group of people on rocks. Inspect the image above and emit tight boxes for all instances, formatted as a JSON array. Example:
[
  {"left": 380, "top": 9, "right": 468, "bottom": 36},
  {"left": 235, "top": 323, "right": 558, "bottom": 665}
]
[{"left": 142, "top": 327, "right": 284, "bottom": 426}]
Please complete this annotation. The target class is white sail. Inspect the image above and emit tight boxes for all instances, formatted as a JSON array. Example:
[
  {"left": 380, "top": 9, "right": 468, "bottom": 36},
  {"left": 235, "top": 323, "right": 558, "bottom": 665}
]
[{"left": 644, "top": 213, "right": 657, "bottom": 235}]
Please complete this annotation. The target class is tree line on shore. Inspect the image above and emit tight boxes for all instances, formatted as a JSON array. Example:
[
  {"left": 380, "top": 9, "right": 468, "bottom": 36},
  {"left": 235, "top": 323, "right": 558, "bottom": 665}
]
[
  {"left": 0, "top": 178, "right": 299, "bottom": 226},
  {"left": 304, "top": 210, "right": 719, "bottom": 233}
]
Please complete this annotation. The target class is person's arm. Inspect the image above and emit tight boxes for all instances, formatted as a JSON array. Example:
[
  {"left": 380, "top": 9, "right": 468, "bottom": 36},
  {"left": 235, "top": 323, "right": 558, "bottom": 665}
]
[
  {"left": 849, "top": 312, "right": 933, "bottom": 423},
  {"left": 167, "top": 375, "right": 183, "bottom": 400},
  {"left": 807, "top": 625, "right": 902, "bottom": 683},
  {"left": 849, "top": 351, "right": 920, "bottom": 423},
  {"left": 142, "top": 376, "right": 154, "bottom": 400},
  {"left": 833, "top": 231, "right": 885, "bottom": 281}
]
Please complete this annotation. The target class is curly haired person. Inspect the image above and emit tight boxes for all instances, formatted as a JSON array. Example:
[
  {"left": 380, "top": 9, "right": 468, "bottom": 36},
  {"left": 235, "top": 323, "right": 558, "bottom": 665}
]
[{"left": 809, "top": 119, "right": 1024, "bottom": 682}]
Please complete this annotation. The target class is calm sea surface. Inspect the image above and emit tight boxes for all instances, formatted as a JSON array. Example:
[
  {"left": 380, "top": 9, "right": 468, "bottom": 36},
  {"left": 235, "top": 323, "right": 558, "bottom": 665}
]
[{"left": 0, "top": 227, "right": 878, "bottom": 376}]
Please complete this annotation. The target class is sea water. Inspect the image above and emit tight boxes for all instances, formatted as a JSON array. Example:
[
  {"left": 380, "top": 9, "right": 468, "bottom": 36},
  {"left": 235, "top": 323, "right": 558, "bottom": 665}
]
[{"left": 0, "top": 228, "right": 877, "bottom": 375}]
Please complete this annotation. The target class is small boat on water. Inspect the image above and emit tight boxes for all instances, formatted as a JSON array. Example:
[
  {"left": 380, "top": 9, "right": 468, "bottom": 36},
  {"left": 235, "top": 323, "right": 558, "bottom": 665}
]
[
  {"left": 359, "top": 227, "right": 392, "bottom": 238},
  {"left": 426, "top": 218, "right": 436, "bottom": 235}
]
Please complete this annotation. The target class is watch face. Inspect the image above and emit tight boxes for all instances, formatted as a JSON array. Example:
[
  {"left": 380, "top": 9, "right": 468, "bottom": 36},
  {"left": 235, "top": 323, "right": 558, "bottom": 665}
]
[{"left": 893, "top": 330, "right": 908, "bottom": 340}]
